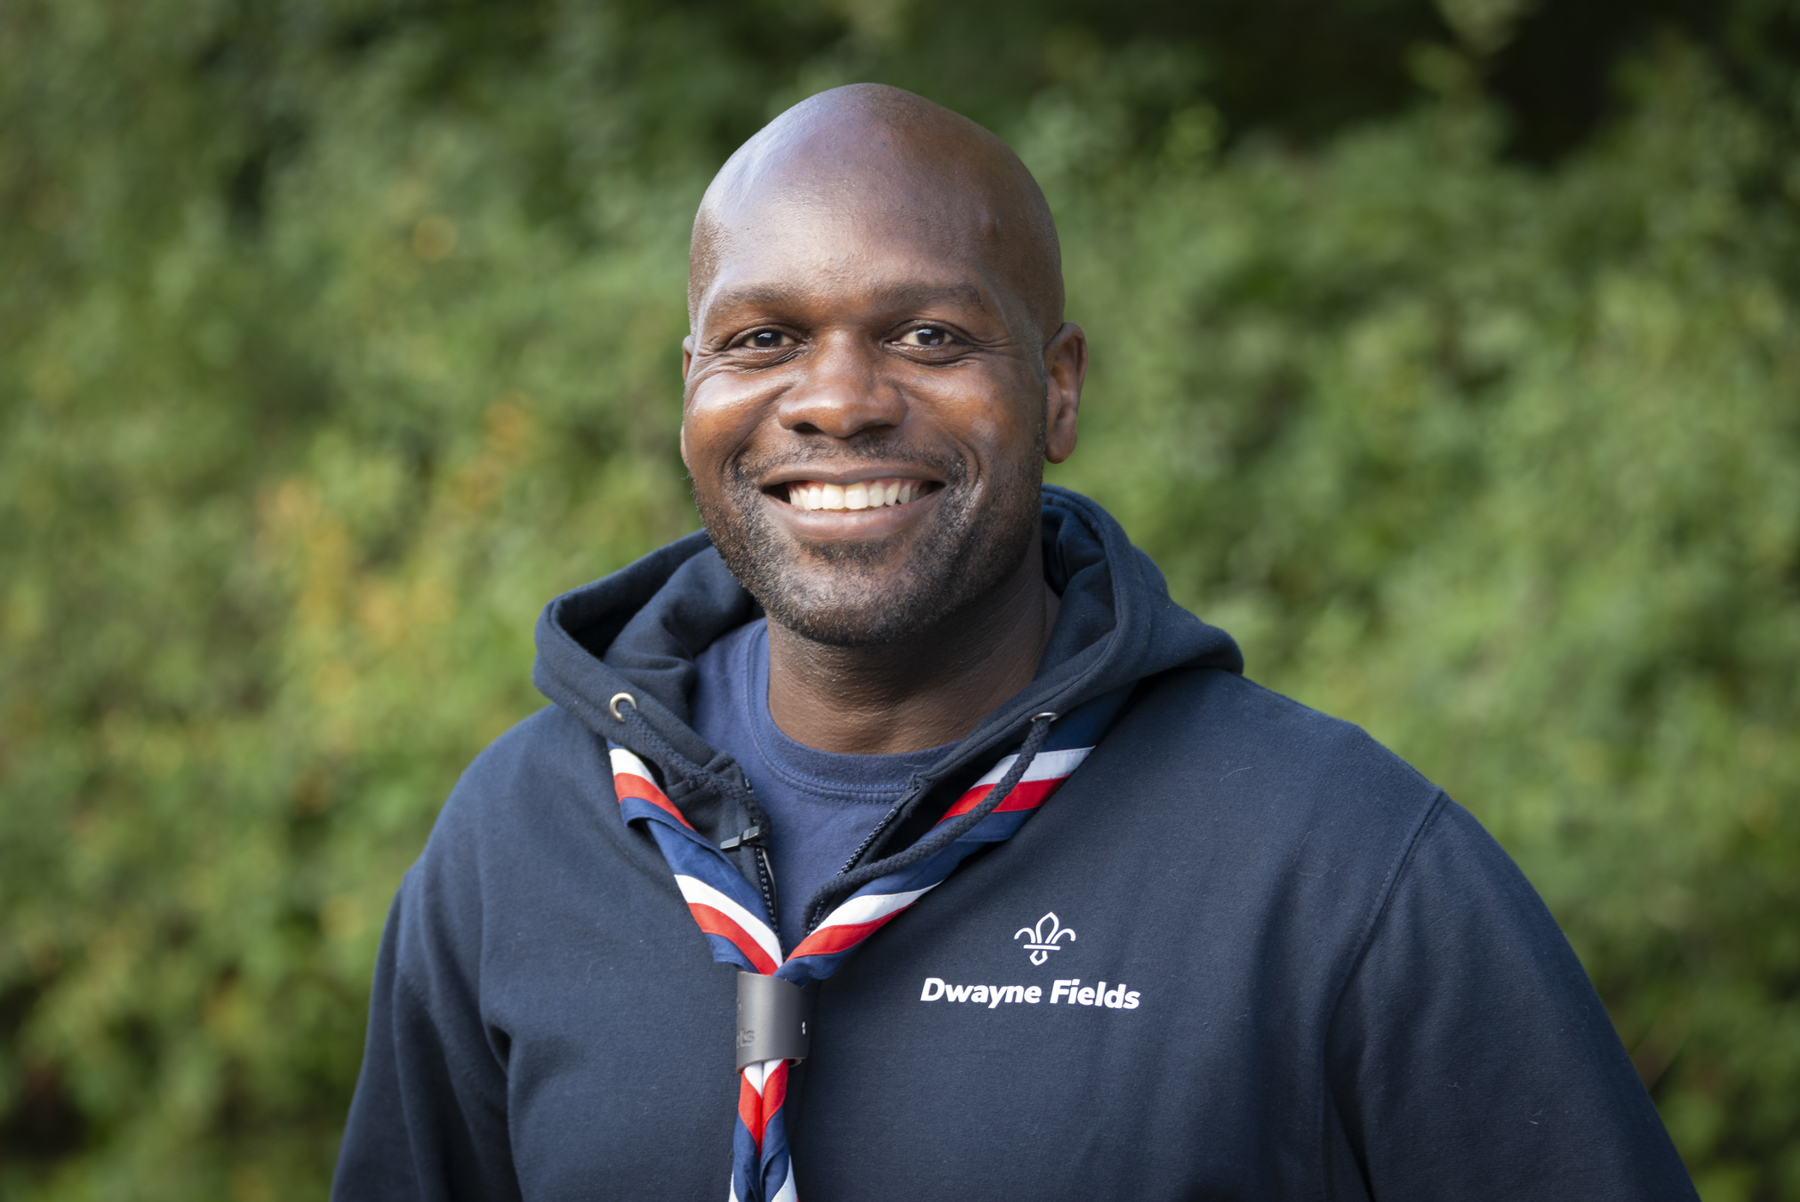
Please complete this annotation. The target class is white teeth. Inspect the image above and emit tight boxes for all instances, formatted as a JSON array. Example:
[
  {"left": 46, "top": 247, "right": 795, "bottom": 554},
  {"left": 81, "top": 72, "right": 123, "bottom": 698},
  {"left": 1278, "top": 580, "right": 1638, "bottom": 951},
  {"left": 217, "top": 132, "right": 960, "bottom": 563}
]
[{"left": 782, "top": 478, "right": 931, "bottom": 512}]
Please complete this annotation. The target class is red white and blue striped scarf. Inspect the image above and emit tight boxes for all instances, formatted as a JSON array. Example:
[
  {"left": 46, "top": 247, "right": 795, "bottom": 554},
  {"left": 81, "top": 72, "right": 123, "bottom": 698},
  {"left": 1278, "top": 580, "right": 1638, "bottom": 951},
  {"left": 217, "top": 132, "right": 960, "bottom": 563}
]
[{"left": 607, "top": 690, "right": 1125, "bottom": 1202}]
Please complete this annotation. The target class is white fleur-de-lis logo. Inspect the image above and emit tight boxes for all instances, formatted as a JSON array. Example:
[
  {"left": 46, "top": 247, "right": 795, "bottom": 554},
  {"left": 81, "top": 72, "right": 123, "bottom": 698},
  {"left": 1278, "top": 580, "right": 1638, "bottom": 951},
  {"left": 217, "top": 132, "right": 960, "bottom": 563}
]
[{"left": 1014, "top": 912, "right": 1077, "bottom": 965}]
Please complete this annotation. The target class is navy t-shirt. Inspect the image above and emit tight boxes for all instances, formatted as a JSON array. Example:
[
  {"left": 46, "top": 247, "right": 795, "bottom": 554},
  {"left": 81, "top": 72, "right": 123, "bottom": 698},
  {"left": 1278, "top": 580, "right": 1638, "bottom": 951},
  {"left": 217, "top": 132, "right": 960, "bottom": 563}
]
[{"left": 691, "top": 619, "right": 951, "bottom": 949}]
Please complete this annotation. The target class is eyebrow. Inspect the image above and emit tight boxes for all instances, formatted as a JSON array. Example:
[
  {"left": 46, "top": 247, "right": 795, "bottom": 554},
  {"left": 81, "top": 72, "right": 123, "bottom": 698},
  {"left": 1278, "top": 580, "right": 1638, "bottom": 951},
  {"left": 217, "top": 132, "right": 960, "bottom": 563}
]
[{"left": 705, "top": 280, "right": 990, "bottom": 314}]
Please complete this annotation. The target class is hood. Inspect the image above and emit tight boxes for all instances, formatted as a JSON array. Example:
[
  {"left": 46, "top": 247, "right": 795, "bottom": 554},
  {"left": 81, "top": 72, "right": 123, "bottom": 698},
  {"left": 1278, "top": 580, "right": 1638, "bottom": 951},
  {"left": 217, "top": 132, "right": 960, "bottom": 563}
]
[{"left": 532, "top": 486, "right": 1241, "bottom": 894}]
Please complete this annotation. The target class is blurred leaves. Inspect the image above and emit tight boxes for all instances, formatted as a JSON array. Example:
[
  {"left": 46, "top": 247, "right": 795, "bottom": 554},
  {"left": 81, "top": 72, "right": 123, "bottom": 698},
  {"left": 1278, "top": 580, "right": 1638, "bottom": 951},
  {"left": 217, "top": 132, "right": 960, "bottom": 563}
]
[
  {"left": 2, "top": 1, "right": 1797, "bottom": 1199},
  {"left": 1049, "top": 42, "right": 1800, "bottom": 1197}
]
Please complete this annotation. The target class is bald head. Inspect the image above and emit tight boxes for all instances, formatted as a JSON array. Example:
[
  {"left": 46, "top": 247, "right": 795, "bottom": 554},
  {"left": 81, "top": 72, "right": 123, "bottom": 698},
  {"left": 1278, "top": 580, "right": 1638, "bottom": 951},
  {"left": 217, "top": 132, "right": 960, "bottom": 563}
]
[
  {"left": 678, "top": 84, "right": 1088, "bottom": 666},
  {"left": 689, "top": 84, "right": 1064, "bottom": 342}
]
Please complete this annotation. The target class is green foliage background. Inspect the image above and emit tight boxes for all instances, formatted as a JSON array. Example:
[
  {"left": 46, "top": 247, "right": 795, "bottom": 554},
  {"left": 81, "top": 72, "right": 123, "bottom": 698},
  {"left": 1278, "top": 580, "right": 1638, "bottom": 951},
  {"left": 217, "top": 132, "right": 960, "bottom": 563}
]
[{"left": 2, "top": 1, "right": 1797, "bottom": 1197}]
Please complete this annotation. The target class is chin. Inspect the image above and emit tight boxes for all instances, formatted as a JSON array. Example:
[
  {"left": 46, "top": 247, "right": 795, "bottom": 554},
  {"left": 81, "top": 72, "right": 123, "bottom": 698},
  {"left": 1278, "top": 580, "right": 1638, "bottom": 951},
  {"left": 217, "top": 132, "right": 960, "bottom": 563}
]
[
  {"left": 759, "top": 566, "right": 963, "bottom": 647},
  {"left": 696, "top": 448, "right": 1046, "bottom": 646},
  {"left": 703, "top": 488, "right": 1036, "bottom": 649}
]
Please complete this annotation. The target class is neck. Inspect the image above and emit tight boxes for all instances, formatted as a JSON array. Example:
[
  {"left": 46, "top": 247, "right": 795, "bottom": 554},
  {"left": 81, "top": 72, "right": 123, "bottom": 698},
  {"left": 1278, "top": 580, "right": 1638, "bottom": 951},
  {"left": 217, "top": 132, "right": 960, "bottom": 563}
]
[{"left": 765, "top": 543, "right": 1060, "bottom": 755}]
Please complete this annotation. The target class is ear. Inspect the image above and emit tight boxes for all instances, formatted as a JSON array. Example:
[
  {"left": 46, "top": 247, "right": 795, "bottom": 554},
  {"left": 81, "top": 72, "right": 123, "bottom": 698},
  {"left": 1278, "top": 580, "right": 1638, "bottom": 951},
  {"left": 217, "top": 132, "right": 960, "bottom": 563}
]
[{"left": 1042, "top": 322, "right": 1086, "bottom": 464}]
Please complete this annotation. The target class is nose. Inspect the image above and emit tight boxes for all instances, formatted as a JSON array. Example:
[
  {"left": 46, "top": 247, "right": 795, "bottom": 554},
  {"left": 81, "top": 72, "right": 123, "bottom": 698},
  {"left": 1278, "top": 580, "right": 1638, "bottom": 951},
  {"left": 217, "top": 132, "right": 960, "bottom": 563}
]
[{"left": 776, "top": 333, "right": 907, "bottom": 439}]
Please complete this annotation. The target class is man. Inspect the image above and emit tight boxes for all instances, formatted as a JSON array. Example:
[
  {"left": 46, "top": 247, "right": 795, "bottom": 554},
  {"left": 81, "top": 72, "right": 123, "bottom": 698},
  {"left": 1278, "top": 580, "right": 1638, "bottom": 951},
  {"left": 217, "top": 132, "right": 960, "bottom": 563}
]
[{"left": 334, "top": 84, "right": 1695, "bottom": 1200}]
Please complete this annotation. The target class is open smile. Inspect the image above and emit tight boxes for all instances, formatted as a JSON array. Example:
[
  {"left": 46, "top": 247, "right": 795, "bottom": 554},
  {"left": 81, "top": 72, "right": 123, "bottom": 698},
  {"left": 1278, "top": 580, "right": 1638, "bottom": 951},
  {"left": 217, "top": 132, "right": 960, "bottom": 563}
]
[{"left": 779, "top": 477, "right": 940, "bottom": 512}]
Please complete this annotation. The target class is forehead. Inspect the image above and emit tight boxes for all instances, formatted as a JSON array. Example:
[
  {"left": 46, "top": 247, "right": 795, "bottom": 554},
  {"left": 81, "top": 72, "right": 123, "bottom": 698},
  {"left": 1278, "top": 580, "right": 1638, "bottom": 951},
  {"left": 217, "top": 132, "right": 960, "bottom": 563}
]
[{"left": 695, "top": 180, "right": 1017, "bottom": 323}]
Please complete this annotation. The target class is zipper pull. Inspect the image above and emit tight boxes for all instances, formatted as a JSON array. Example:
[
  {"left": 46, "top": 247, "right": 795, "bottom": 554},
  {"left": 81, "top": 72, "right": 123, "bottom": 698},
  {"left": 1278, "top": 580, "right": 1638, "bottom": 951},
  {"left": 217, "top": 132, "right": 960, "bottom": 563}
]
[
  {"left": 719, "top": 824, "right": 765, "bottom": 852},
  {"left": 719, "top": 826, "right": 781, "bottom": 930},
  {"left": 719, "top": 777, "right": 780, "bottom": 927}
]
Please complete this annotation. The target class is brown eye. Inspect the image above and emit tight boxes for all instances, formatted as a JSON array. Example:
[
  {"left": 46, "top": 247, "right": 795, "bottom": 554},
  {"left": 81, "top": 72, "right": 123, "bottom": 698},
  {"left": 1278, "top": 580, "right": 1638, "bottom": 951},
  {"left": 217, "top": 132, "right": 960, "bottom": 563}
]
[
  {"left": 900, "top": 326, "right": 953, "bottom": 347},
  {"left": 746, "top": 330, "right": 790, "bottom": 349}
]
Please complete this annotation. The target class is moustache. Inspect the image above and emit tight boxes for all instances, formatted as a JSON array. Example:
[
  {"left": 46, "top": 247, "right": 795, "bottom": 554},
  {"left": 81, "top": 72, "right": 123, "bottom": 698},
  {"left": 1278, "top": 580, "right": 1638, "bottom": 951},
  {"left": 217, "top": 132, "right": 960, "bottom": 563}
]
[{"left": 729, "top": 440, "right": 968, "bottom": 490}]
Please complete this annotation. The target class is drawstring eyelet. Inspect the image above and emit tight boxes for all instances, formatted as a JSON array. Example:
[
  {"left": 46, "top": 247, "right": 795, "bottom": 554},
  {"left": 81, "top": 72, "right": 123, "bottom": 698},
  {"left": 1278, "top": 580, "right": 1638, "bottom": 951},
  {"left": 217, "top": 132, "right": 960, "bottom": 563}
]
[{"left": 609, "top": 692, "right": 637, "bottom": 722}]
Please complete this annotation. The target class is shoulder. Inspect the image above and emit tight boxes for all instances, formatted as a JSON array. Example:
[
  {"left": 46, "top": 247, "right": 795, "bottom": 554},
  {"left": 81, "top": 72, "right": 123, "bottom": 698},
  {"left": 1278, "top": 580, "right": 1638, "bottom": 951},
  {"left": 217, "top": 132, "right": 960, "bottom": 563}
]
[
  {"left": 1148, "top": 667, "right": 1421, "bottom": 764},
  {"left": 1329, "top": 797, "right": 1693, "bottom": 1197},
  {"left": 1115, "top": 666, "right": 1442, "bottom": 830},
  {"left": 1066, "top": 668, "right": 1450, "bottom": 966},
  {"left": 443, "top": 703, "right": 612, "bottom": 827},
  {"left": 400, "top": 704, "right": 618, "bottom": 920}
]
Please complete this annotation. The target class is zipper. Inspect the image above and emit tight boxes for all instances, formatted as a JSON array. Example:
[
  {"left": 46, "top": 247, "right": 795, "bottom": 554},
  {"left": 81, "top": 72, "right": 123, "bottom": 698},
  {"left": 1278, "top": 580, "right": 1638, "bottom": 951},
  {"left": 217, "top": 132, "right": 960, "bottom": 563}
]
[
  {"left": 753, "top": 844, "right": 778, "bottom": 928},
  {"left": 720, "top": 774, "right": 780, "bottom": 929}
]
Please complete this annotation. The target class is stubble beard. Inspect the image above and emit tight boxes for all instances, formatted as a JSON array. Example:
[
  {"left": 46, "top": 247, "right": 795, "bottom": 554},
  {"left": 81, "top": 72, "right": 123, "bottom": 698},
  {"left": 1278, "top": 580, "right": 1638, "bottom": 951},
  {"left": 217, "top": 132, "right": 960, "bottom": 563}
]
[{"left": 695, "top": 439, "right": 1045, "bottom": 648}]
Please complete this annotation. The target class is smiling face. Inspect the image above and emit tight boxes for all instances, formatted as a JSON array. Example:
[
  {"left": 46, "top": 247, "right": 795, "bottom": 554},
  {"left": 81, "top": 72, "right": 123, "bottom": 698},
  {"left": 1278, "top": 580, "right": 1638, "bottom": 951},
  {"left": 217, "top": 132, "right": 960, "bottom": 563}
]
[{"left": 680, "top": 87, "right": 1082, "bottom": 647}]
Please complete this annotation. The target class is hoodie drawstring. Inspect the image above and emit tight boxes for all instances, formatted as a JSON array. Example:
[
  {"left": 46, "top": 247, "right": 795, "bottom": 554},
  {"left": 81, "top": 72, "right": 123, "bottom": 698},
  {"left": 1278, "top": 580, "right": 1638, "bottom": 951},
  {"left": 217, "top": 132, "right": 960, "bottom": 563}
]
[{"left": 812, "top": 711, "right": 1057, "bottom": 910}]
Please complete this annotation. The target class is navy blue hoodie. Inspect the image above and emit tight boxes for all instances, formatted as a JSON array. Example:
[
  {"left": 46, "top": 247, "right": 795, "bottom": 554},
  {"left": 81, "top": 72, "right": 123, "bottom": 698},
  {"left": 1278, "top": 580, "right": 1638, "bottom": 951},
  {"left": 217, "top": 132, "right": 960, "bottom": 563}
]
[{"left": 334, "top": 487, "right": 1696, "bottom": 1200}]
